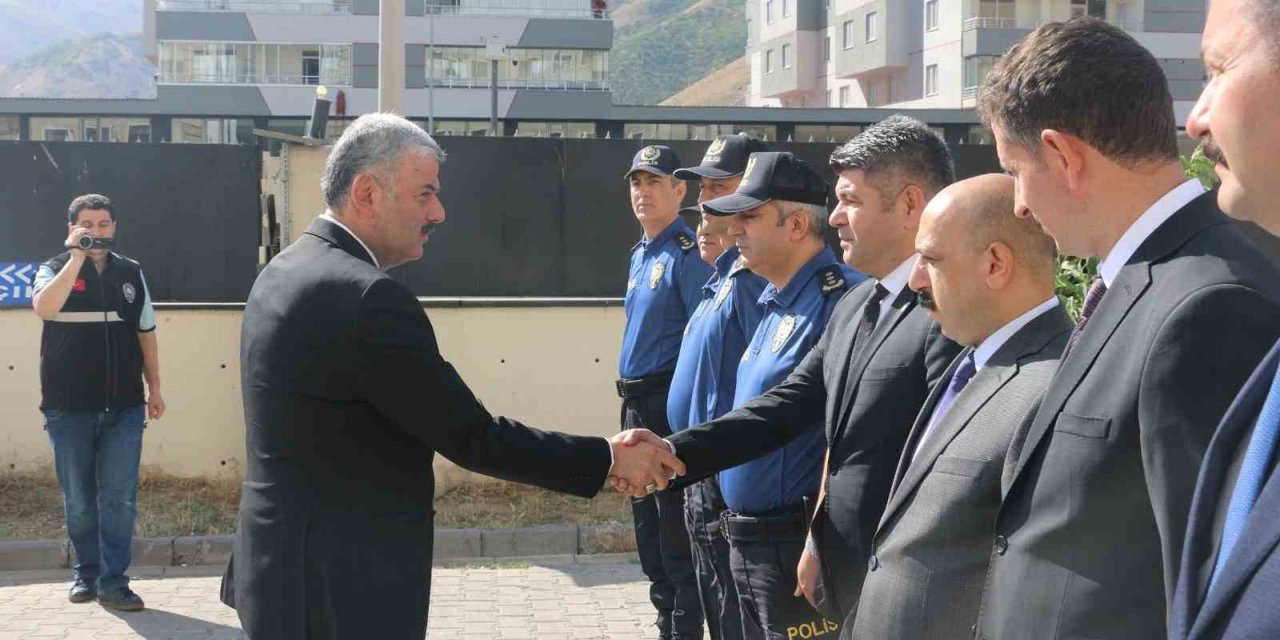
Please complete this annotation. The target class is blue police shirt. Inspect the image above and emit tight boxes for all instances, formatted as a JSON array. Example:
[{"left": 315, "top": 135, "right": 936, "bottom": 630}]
[
  {"left": 719, "top": 248, "right": 866, "bottom": 514},
  {"left": 666, "top": 246, "right": 768, "bottom": 432},
  {"left": 619, "top": 218, "right": 715, "bottom": 379}
]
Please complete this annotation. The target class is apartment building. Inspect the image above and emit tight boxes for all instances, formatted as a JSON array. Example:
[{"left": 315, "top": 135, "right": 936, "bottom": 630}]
[
  {"left": 138, "top": 0, "right": 612, "bottom": 142},
  {"left": 748, "top": 0, "right": 1205, "bottom": 129}
]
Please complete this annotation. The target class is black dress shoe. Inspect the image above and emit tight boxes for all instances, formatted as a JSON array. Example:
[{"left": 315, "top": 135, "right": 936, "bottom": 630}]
[
  {"left": 98, "top": 587, "right": 145, "bottom": 612},
  {"left": 68, "top": 579, "right": 96, "bottom": 603}
]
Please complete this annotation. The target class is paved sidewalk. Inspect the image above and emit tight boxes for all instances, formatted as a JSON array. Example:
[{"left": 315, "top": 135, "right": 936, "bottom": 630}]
[{"left": 0, "top": 556, "right": 659, "bottom": 639}]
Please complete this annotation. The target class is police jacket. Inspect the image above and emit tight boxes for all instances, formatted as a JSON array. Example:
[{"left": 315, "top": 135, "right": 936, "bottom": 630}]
[{"left": 37, "top": 251, "right": 154, "bottom": 413}]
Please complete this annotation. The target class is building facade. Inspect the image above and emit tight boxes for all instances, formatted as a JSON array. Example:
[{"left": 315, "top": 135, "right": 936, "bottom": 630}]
[{"left": 748, "top": 0, "right": 1205, "bottom": 126}]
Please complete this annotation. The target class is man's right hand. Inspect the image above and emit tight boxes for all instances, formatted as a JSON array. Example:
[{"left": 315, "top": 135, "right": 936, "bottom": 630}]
[
  {"left": 64, "top": 227, "right": 89, "bottom": 258},
  {"left": 795, "top": 541, "right": 820, "bottom": 609},
  {"left": 607, "top": 430, "right": 685, "bottom": 498}
]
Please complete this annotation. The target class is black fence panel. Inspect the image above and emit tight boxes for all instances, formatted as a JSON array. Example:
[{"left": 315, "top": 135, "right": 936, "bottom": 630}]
[{"left": 0, "top": 141, "right": 261, "bottom": 304}]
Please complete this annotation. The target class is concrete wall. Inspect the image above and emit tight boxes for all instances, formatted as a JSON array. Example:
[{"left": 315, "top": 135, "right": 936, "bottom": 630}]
[{"left": 0, "top": 304, "right": 626, "bottom": 490}]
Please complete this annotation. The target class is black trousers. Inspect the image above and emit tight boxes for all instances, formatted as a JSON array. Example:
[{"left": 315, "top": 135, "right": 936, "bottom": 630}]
[
  {"left": 623, "top": 391, "right": 704, "bottom": 639},
  {"left": 686, "top": 479, "right": 742, "bottom": 640},
  {"left": 724, "top": 512, "right": 841, "bottom": 640}
]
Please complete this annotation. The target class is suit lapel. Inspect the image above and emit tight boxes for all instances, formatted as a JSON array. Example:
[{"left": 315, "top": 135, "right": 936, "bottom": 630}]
[
  {"left": 1186, "top": 345, "right": 1280, "bottom": 638},
  {"left": 832, "top": 290, "right": 918, "bottom": 448},
  {"left": 1008, "top": 195, "right": 1227, "bottom": 490},
  {"left": 885, "top": 352, "right": 963, "bottom": 507},
  {"left": 305, "top": 216, "right": 379, "bottom": 268},
  {"left": 828, "top": 283, "right": 876, "bottom": 439}
]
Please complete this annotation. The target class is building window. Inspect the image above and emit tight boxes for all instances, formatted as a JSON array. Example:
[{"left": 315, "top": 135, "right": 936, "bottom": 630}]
[
  {"left": 513, "top": 121, "right": 596, "bottom": 138},
  {"left": 967, "top": 125, "right": 995, "bottom": 145},
  {"left": 1070, "top": 0, "right": 1086, "bottom": 18},
  {"left": 976, "top": 0, "right": 1016, "bottom": 21},
  {"left": 925, "top": 64, "right": 939, "bottom": 96},
  {"left": 426, "top": 47, "right": 609, "bottom": 90},
  {"left": 963, "top": 55, "right": 1000, "bottom": 94},
  {"left": 32, "top": 117, "right": 151, "bottom": 142},
  {"left": 796, "top": 124, "right": 862, "bottom": 142},
  {"left": 782, "top": 0, "right": 791, "bottom": 17},
  {"left": 839, "top": 85, "right": 850, "bottom": 107},
  {"left": 158, "top": 42, "right": 353, "bottom": 85},
  {"left": 866, "top": 11, "right": 878, "bottom": 42},
  {"left": 766, "top": 0, "right": 774, "bottom": 23},
  {"left": 843, "top": 20, "right": 855, "bottom": 49},
  {"left": 782, "top": 44, "right": 791, "bottom": 69},
  {"left": 765, "top": 49, "right": 774, "bottom": 73},
  {"left": 825, "top": 89, "right": 832, "bottom": 107},
  {"left": 0, "top": 116, "right": 19, "bottom": 141},
  {"left": 822, "top": 36, "right": 831, "bottom": 62},
  {"left": 926, "top": 0, "right": 939, "bottom": 31}
]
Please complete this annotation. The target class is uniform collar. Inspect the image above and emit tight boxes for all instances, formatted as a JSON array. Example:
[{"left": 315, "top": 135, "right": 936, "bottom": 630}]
[
  {"left": 634, "top": 217, "right": 685, "bottom": 255},
  {"left": 715, "top": 246, "right": 742, "bottom": 278},
  {"left": 761, "top": 247, "right": 838, "bottom": 310},
  {"left": 876, "top": 255, "right": 916, "bottom": 303},
  {"left": 1097, "top": 178, "right": 1204, "bottom": 287},
  {"left": 320, "top": 212, "right": 381, "bottom": 269},
  {"left": 971, "top": 297, "right": 1060, "bottom": 370}
]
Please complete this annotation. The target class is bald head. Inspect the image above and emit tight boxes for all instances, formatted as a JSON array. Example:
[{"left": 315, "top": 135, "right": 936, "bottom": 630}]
[{"left": 909, "top": 174, "right": 1058, "bottom": 346}]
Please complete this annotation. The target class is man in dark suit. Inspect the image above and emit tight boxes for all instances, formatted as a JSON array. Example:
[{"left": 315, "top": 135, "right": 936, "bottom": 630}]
[
  {"left": 222, "top": 113, "right": 683, "bottom": 640},
  {"left": 619, "top": 115, "right": 962, "bottom": 625},
  {"left": 850, "top": 174, "right": 1071, "bottom": 640},
  {"left": 1172, "top": 1, "right": 1280, "bottom": 637},
  {"left": 974, "top": 19, "right": 1280, "bottom": 639}
]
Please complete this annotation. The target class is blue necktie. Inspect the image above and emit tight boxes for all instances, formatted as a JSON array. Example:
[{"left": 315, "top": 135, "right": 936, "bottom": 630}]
[
  {"left": 1208, "top": 363, "right": 1280, "bottom": 592},
  {"left": 911, "top": 351, "right": 977, "bottom": 462}
]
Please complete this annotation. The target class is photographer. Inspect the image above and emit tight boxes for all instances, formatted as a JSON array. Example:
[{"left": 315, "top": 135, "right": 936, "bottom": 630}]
[{"left": 31, "top": 194, "right": 164, "bottom": 612}]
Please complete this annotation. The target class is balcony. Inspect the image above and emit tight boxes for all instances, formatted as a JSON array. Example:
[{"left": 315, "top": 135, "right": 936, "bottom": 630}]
[
  {"left": 426, "top": 77, "right": 609, "bottom": 91},
  {"left": 425, "top": 3, "right": 608, "bottom": 19},
  {"left": 157, "top": 0, "right": 352, "bottom": 13}
]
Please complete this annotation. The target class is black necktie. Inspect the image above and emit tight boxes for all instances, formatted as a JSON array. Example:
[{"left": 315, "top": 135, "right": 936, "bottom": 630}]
[
  {"left": 855, "top": 284, "right": 890, "bottom": 347},
  {"left": 1062, "top": 278, "right": 1107, "bottom": 358}
]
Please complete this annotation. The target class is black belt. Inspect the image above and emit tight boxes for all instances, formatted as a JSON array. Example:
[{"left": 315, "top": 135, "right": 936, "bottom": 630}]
[
  {"left": 721, "top": 502, "right": 811, "bottom": 542},
  {"left": 615, "top": 371, "right": 675, "bottom": 398}
]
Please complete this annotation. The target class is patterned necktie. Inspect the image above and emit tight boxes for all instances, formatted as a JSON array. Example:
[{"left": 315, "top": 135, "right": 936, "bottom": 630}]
[
  {"left": 1063, "top": 278, "right": 1107, "bottom": 358},
  {"left": 855, "top": 284, "right": 890, "bottom": 346},
  {"left": 912, "top": 351, "right": 978, "bottom": 462},
  {"left": 1208, "top": 364, "right": 1280, "bottom": 592}
]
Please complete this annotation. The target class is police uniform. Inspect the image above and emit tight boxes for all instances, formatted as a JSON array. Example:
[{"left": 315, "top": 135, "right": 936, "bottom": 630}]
[
  {"left": 698, "top": 152, "right": 865, "bottom": 640},
  {"left": 619, "top": 145, "right": 716, "bottom": 640},
  {"left": 667, "top": 133, "right": 770, "bottom": 640},
  {"left": 667, "top": 247, "right": 767, "bottom": 640},
  {"left": 32, "top": 250, "right": 156, "bottom": 600}
]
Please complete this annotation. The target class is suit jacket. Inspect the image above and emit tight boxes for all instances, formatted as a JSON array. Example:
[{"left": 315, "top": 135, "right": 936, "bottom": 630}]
[
  {"left": 980, "top": 193, "right": 1280, "bottom": 640},
  {"left": 224, "top": 218, "right": 611, "bottom": 640},
  {"left": 667, "top": 277, "right": 961, "bottom": 619},
  {"left": 1172, "top": 339, "right": 1280, "bottom": 640},
  {"left": 851, "top": 304, "right": 1072, "bottom": 640}
]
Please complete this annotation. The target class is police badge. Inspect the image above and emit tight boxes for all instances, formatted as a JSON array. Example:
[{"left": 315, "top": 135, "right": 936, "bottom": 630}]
[
  {"left": 714, "top": 278, "right": 733, "bottom": 309},
  {"left": 649, "top": 261, "right": 666, "bottom": 289},
  {"left": 122, "top": 282, "right": 136, "bottom": 304},
  {"left": 640, "top": 146, "right": 661, "bottom": 163},
  {"left": 771, "top": 314, "right": 797, "bottom": 352},
  {"left": 703, "top": 138, "right": 726, "bottom": 163}
]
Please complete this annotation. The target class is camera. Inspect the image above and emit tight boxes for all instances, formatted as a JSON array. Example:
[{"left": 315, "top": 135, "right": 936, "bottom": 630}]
[{"left": 74, "top": 236, "right": 115, "bottom": 251}]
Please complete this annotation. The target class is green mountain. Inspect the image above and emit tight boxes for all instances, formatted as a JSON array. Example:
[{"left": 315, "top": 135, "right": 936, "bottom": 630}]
[
  {"left": 0, "top": 0, "right": 140, "bottom": 66},
  {"left": 608, "top": 0, "right": 748, "bottom": 105},
  {"left": 0, "top": 33, "right": 156, "bottom": 99}
]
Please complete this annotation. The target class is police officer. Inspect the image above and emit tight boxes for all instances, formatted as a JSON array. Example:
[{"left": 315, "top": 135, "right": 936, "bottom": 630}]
[
  {"left": 668, "top": 134, "right": 770, "bottom": 640},
  {"left": 31, "top": 194, "right": 165, "bottom": 612},
  {"left": 620, "top": 145, "right": 716, "bottom": 639},
  {"left": 703, "top": 153, "right": 863, "bottom": 639}
]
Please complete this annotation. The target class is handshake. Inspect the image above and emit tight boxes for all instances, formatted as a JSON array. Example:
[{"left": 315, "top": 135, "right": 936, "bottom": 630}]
[{"left": 606, "top": 429, "right": 686, "bottom": 498}]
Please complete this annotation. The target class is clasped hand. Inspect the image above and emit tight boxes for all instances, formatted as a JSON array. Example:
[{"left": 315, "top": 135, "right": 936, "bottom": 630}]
[{"left": 606, "top": 429, "right": 685, "bottom": 498}]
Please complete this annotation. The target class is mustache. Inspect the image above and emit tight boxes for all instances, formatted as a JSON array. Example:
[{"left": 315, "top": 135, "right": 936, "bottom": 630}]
[
  {"left": 1202, "top": 138, "right": 1229, "bottom": 169},
  {"left": 916, "top": 289, "right": 936, "bottom": 311}
]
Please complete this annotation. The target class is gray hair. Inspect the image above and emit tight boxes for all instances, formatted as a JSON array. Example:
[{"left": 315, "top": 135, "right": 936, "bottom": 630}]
[
  {"left": 322, "top": 113, "right": 447, "bottom": 211},
  {"left": 1251, "top": 0, "right": 1280, "bottom": 59},
  {"left": 776, "top": 200, "right": 828, "bottom": 239}
]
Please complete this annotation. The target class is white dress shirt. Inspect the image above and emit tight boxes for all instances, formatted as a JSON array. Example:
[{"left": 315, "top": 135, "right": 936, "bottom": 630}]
[
  {"left": 1097, "top": 179, "right": 1205, "bottom": 287},
  {"left": 875, "top": 255, "right": 918, "bottom": 326},
  {"left": 911, "top": 297, "right": 1060, "bottom": 462},
  {"left": 321, "top": 212, "right": 381, "bottom": 270}
]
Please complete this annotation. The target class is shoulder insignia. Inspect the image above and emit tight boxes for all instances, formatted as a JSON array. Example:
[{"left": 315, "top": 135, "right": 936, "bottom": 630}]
[
  {"left": 819, "top": 265, "right": 847, "bottom": 296},
  {"left": 676, "top": 232, "right": 696, "bottom": 253}
]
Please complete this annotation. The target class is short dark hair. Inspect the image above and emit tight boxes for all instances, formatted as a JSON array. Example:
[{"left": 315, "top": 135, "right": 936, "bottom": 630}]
[
  {"left": 68, "top": 194, "right": 115, "bottom": 224},
  {"left": 977, "top": 18, "right": 1178, "bottom": 165},
  {"left": 829, "top": 114, "right": 956, "bottom": 201}
]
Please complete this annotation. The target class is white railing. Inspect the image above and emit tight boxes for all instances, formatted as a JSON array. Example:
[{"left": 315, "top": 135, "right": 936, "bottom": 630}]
[
  {"left": 425, "top": 4, "right": 608, "bottom": 19},
  {"left": 426, "top": 76, "right": 609, "bottom": 91},
  {"left": 158, "top": 0, "right": 353, "bottom": 13},
  {"left": 964, "top": 15, "right": 1146, "bottom": 32},
  {"left": 161, "top": 74, "right": 352, "bottom": 85}
]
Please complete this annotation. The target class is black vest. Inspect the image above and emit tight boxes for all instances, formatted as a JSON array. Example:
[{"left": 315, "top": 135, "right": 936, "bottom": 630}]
[{"left": 39, "top": 252, "right": 149, "bottom": 412}]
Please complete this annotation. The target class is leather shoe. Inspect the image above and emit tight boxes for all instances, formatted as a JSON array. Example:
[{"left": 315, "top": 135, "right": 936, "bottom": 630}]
[
  {"left": 97, "top": 587, "right": 145, "bottom": 612},
  {"left": 68, "top": 579, "right": 95, "bottom": 603}
]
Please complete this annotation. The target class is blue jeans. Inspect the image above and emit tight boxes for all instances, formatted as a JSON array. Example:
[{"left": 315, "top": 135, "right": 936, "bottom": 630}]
[{"left": 43, "top": 406, "right": 145, "bottom": 592}]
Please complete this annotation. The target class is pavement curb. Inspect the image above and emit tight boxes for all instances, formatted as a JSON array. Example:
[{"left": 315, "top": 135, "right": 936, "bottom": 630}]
[{"left": 0, "top": 524, "right": 636, "bottom": 572}]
